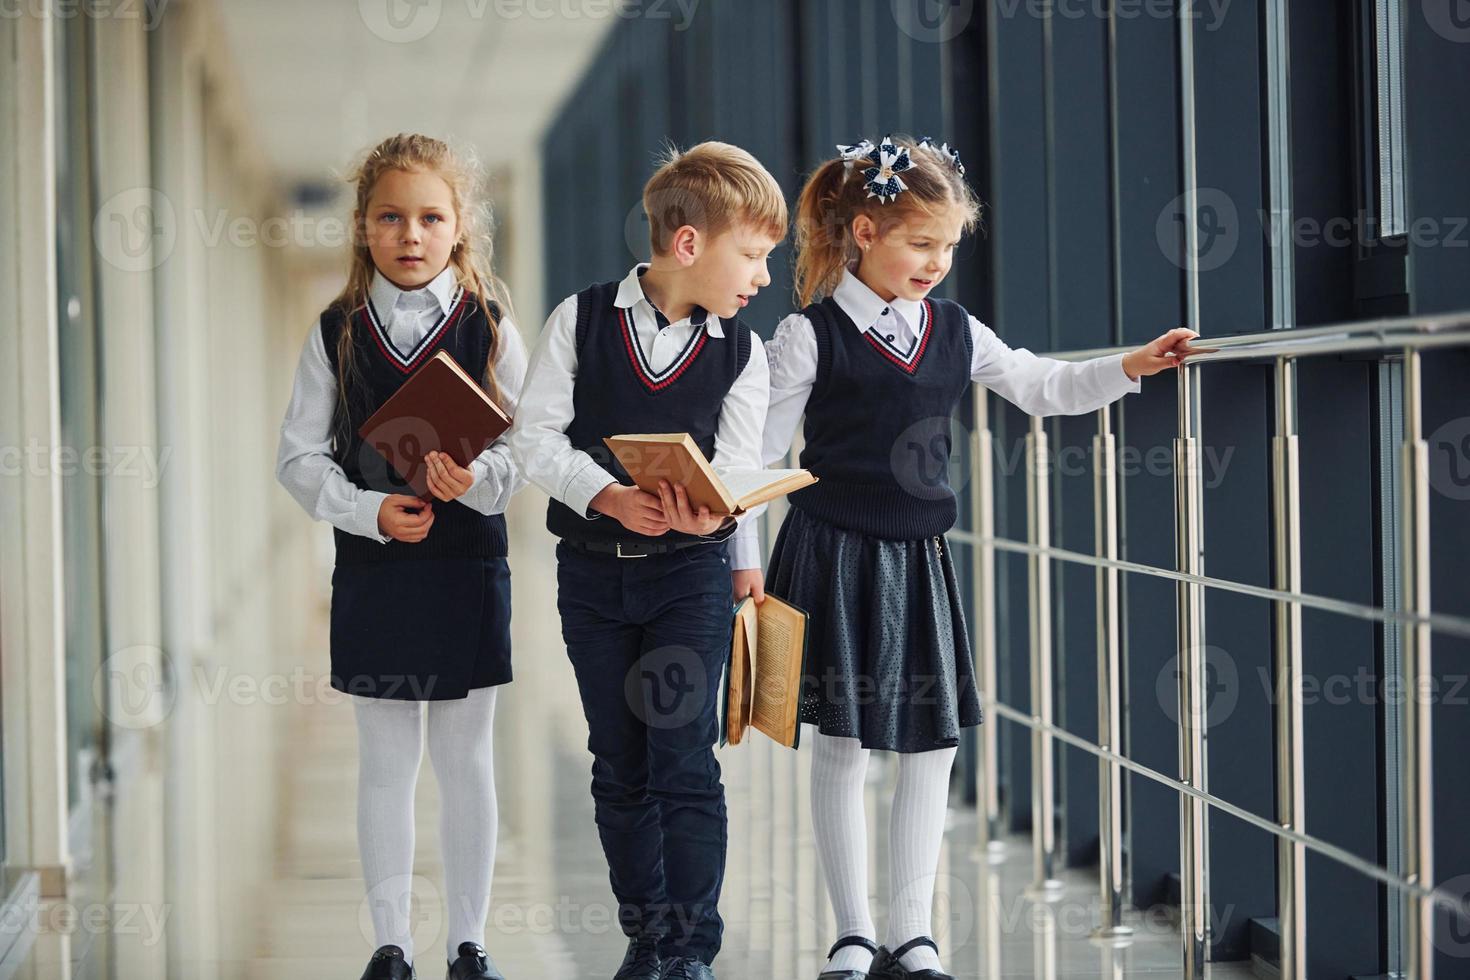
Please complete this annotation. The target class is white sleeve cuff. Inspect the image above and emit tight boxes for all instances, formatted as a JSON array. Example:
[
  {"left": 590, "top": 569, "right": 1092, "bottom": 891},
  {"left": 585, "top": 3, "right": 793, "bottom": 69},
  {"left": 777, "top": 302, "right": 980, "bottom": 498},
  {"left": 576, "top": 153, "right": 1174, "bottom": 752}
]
[
  {"left": 1112, "top": 352, "right": 1142, "bottom": 394},
  {"left": 563, "top": 461, "right": 618, "bottom": 520},
  {"left": 354, "top": 490, "right": 392, "bottom": 543},
  {"left": 729, "top": 523, "right": 763, "bottom": 570}
]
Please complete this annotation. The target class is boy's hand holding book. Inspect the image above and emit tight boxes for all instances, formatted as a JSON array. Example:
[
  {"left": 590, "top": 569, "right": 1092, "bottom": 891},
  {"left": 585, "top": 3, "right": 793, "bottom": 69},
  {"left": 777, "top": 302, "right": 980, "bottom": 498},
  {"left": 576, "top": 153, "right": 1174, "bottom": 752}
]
[
  {"left": 656, "top": 479, "right": 728, "bottom": 535},
  {"left": 601, "top": 432, "right": 817, "bottom": 517},
  {"left": 590, "top": 483, "right": 672, "bottom": 536}
]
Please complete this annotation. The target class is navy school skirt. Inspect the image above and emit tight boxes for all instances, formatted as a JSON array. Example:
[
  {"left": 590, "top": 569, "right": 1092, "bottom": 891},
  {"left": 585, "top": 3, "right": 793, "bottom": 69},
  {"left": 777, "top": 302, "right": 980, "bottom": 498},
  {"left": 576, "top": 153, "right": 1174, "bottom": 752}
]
[
  {"left": 766, "top": 505, "right": 982, "bottom": 753},
  {"left": 329, "top": 556, "right": 512, "bottom": 700}
]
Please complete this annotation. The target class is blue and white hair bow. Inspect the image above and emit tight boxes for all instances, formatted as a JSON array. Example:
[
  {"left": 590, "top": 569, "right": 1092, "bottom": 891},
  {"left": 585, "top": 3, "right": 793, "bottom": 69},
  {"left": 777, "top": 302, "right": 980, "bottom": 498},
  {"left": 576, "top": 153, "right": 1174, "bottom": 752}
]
[
  {"left": 861, "top": 135, "right": 913, "bottom": 204},
  {"left": 918, "top": 136, "right": 966, "bottom": 176},
  {"left": 837, "top": 139, "right": 876, "bottom": 173}
]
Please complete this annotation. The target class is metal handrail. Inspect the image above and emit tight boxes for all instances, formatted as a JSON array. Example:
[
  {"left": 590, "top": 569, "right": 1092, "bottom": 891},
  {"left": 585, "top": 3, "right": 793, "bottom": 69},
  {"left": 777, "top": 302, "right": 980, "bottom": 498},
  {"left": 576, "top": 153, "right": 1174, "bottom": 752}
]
[
  {"left": 754, "top": 309, "right": 1470, "bottom": 977},
  {"left": 945, "top": 532, "right": 1470, "bottom": 642},
  {"left": 1041, "top": 309, "right": 1470, "bottom": 363},
  {"left": 959, "top": 309, "right": 1470, "bottom": 979},
  {"left": 981, "top": 699, "right": 1468, "bottom": 916}
]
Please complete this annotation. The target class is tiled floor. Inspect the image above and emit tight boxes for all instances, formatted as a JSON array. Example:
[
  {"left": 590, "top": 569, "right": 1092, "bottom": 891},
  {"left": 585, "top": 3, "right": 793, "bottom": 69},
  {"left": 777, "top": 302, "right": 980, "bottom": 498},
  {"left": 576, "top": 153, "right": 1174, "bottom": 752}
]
[{"left": 248, "top": 497, "right": 1259, "bottom": 979}]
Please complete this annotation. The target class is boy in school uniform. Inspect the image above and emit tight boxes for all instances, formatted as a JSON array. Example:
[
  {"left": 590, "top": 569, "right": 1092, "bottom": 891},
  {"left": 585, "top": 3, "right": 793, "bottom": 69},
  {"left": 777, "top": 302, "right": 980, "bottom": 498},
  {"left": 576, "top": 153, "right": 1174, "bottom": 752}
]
[{"left": 509, "top": 142, "right": 787, "bottom": 980}]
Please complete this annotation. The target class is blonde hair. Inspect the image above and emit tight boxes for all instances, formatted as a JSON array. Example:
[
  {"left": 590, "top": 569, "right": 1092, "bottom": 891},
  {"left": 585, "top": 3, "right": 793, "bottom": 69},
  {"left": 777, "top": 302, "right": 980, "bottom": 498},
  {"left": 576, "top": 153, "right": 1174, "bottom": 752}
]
[
  {"left": 793, "top": 134, "right": 982, "bottom": 306},
  {"left": 330, "top": 132, "right": 514, "bottom": 454},
  {"left": 642, "top": 141, "right": 789, "bottom": 256}
]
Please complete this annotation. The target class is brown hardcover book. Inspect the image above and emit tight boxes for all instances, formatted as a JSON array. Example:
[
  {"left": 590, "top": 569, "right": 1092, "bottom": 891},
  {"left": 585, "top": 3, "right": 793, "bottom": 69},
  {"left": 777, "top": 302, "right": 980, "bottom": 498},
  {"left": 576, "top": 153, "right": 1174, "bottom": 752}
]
[
  {"left": 357, "top": 349, "right": 512, "bottom": 501},
  {"left": 722, "top": 594, "right": 810, "bottom": 749},
  {"left": 602, "top": 432, "right": 817, "bottom": 516}
]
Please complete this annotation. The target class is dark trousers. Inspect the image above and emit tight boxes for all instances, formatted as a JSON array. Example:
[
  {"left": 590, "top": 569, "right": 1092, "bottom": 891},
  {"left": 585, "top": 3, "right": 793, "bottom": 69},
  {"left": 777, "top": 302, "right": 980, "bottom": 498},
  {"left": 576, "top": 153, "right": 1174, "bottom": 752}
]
[{"left": 555, "top": 540, "right": 733, "bottom": 965}]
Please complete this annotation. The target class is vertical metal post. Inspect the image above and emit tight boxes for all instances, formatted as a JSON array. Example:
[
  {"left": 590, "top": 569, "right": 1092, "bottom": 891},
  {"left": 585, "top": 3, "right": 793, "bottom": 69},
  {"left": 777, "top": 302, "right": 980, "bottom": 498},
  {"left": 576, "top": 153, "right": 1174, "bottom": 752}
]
[
  {"left": 1175, "top": 363, "right": 1209, "bottom": 977},
  {"left": 1092, "top": 406, "right": 1133, "bottom": 941},
  {"left": 1263, "top": 0, "right": 1295, "bottom": 331},
  {"left": 1272, "top": 358, "right": 1307, "bottom": 980},
  {"left": 1027, "top": 416, "right": 1064, "bottom": 899},
  {"left": 1401, "top": 348, "right": 1434, "bottom": 980},
  {"left": 972, "top": 387, "right": 1005, "bottom": 860}
]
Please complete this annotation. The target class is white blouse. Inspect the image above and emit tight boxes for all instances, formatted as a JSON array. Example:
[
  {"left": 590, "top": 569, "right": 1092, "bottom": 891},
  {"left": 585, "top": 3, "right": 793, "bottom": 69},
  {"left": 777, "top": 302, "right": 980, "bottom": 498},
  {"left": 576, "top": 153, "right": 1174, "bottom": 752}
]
[
  {"left": 275, "top": 265, "right": 530, "bottom": 544},
  {"left": 729, "top": 269, "right": 1141, "bottom": 570}
]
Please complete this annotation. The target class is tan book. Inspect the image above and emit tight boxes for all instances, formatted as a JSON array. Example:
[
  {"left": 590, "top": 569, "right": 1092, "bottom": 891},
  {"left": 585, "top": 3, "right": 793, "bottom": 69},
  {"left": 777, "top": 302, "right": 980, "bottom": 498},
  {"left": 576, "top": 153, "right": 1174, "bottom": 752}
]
[
  {"left": 722, "top": 593, "right": 810, "bottom": 749},
  {"left": 602, "top": 432, "right": 816, "bottom": 516}
]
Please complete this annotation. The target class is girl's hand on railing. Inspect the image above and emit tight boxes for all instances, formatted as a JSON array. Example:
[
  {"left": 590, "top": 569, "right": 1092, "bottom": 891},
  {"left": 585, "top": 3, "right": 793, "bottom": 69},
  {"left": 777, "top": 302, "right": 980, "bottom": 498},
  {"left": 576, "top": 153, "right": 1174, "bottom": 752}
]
[{"left": 1122, "top": 327, "right": 1204, "bottom": 380}]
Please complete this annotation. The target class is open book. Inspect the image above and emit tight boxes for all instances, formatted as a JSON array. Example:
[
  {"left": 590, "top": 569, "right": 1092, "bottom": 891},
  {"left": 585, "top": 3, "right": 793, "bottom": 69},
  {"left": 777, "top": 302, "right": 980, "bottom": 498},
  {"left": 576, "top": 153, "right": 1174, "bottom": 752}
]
[
  {"left": 602, "top": 432, "right": 816, "bottom": 516},
  {"left": 721, "top": 593, "right": 810, "bottom": 749}
]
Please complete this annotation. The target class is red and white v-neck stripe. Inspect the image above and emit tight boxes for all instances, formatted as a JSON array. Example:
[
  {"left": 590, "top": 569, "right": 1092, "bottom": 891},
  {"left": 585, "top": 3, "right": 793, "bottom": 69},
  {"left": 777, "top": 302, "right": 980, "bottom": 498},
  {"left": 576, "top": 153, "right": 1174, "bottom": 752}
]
[
  {"left": 862, "top": 299, "right": 933, "bottom": 374},
  {"left": 618, "top": 306, "right": 708, "bottom": 392},
  {"left": 362, "top": 286, "right": 466, "bottom": 373}
]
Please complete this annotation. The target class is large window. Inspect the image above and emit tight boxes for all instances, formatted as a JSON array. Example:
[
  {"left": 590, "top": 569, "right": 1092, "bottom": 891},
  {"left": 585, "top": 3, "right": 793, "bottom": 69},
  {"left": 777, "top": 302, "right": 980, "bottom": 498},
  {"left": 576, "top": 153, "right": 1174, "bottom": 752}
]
[{"left": 52, "top": 11, "right": 114, "bottom": 976}]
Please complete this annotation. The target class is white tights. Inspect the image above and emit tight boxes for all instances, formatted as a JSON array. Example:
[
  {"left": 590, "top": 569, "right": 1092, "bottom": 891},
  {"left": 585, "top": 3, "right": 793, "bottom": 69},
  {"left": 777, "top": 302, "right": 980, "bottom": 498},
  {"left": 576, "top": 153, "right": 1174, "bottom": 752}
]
[
  {"left": 811, "top": 730, "right": 956, "bottom": 974},
  {"left": 353, "top": 686, "right": 499, "bottom": 966}
]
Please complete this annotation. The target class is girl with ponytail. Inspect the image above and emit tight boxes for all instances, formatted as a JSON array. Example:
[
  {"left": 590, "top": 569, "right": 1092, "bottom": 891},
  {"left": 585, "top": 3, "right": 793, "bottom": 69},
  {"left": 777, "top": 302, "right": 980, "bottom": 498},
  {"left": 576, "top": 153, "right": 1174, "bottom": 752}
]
[{"left": 730, "top": 135, "right": 1200, "bottom": 980}]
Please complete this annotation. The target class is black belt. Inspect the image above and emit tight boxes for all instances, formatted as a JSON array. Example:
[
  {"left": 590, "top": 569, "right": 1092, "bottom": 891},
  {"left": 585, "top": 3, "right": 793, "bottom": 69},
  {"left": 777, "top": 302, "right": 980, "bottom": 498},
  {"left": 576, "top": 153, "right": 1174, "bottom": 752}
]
[{"left": 563, "top": 538, "right": 718, "bottom": 559}]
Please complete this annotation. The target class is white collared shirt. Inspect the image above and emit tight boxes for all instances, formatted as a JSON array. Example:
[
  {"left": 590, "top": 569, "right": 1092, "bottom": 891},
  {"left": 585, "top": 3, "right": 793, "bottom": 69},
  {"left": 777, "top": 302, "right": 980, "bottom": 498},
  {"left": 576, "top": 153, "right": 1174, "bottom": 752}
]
[
  {"left": 729, "top": 268, "right": 1142, "bottom": 569},
  {"left": 275, "top": 265, "right": 530, "bottom": 543},
  {"left": 508, "top": 263, "right": 770, "bottom": 522}
]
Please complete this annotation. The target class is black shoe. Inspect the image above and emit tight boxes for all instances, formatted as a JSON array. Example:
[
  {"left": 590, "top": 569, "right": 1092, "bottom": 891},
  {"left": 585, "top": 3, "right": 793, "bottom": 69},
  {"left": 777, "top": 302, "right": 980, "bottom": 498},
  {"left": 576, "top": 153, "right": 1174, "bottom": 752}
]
[
  {"left": 360, "top": 945, "right": 416, "bottom": 980},
  {"left": 658, "top": 956, "right": 715, "bottom": 980},
  {"left": 613, "top": 935, "right": 663, "bottom": 980},
  {"left": 817, "top": 935, "right": 879, "bottom": 979},
  {"left": 869, "top": 937, "right": 953, "bottom": 980},
  {"left": 447, "top": 941, "right": 506, "bottom": 980}
]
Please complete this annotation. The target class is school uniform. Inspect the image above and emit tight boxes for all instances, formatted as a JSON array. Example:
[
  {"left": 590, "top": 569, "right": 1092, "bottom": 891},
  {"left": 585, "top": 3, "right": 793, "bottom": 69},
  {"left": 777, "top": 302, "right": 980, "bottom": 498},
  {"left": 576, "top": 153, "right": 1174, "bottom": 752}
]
[
  {"left": 276, "top": 265, "right": 530, "bottom": 701},
  {"left": 731, "top": 268, "right": 1140, "bottom": 753},
  {"left": 509, "top": 264, "right": 769, "bottom": 966}
]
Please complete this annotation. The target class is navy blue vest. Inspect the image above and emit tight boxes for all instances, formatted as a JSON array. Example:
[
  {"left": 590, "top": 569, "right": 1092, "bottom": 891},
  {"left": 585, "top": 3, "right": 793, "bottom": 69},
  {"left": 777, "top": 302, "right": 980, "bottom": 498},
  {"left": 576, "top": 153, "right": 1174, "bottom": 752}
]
[
  {"left": 787, "top": 295, "right": 973, "bottom": 539},
  {"left": 545, "top": 279, "right": 752, "bottom": 545},
  {"left": 321, "top": 289, "right": 509, "bottom": 564}
]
